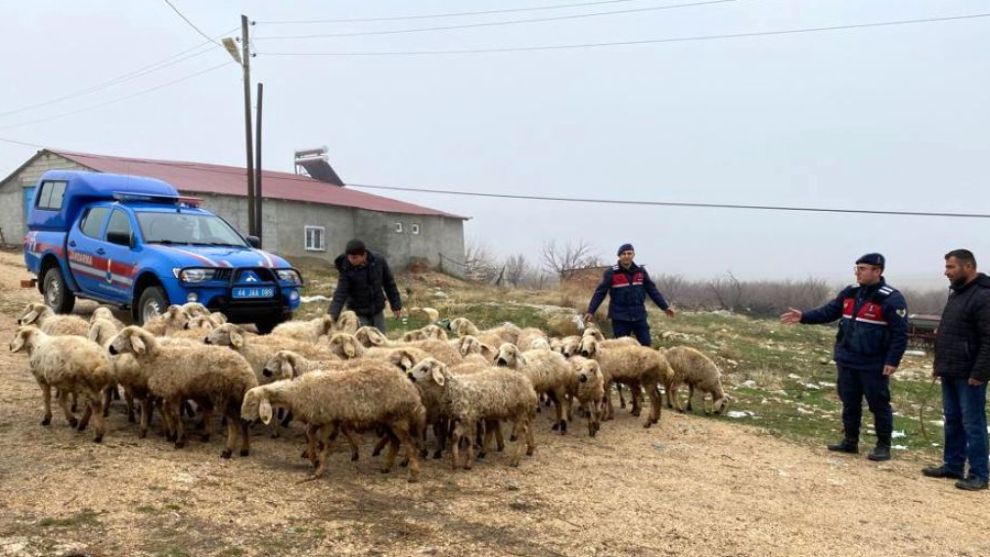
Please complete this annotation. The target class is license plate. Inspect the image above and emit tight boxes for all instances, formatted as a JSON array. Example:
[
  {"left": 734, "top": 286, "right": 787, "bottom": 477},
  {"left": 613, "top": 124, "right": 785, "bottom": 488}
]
[{"left": 232, "top": 287, "right": 274, "bottom": 299}]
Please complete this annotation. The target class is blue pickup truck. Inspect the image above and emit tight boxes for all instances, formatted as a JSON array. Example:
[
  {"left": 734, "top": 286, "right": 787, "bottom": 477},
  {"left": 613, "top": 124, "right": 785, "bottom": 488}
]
[{"left": 24, "top": 170, "right": 302, "bottom": 332}]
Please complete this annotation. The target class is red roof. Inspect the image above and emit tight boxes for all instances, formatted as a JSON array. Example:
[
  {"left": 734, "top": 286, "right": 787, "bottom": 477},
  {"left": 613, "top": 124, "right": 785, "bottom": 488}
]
[{"left": 50, "top": 150, "right": 465, "bottom": 219}]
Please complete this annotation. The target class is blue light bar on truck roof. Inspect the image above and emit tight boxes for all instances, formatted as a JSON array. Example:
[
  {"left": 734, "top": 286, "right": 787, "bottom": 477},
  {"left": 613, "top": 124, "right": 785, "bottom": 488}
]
[{"left": 112, "top": 191, "right": 202, "bottom": 207}]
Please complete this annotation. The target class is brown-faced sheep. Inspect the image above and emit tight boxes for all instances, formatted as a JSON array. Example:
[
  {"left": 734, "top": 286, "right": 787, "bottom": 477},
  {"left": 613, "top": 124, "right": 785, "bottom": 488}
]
[
  {"left": 402, "top": 324, "right": 449, "bottom": 342},
  {"left": 578, "top": 336, "right": 672, "bottom": 428},
  {"left": 271, "top": 315, "right": 336, "bottom": 343},
  {"left": 17, "top": 302, "right": 89, "bottom": 337},
  {"left": 109, "top": 326, "right": 257, "bottom": 457},
  {"left": 407, "top": 358, "right": 537, "bottom": 470},
  {"left": 9, "top": 326, "right": 112, "bottom": 442},
  {"left": 494, "top": 343, "right": 573, "bottom": 434},
  {"left": 241, "top": 364, "right": 426, "bottom": 481},
  {"left": 662, "top": 346, "right": 730, "bottom": 414}
]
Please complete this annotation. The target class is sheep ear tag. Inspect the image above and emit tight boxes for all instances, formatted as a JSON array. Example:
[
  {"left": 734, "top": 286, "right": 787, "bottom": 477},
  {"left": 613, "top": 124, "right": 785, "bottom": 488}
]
[
  {"left": 259, "top": 399, "right": 274, "bottom": 425},
  {"left": 431, "top": 367, "right": 445, "bottom": 387}
]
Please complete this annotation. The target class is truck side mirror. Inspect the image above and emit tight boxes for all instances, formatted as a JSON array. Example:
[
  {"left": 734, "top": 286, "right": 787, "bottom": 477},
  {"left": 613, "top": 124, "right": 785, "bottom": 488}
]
[
  {"left": 107, "top": 231, "right": 133, "bottom": 248},
  {"left": 246, "top": 235, "right": 261, "bottom": 249}
]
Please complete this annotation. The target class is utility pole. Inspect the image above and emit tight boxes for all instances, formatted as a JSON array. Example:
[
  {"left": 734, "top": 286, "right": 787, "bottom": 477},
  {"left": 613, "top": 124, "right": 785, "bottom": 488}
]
[
  {"left": 240, "top": 14, "right": 256, "bottom": 237},
  {"left": 255, "top": 81, "right": 263, "bottom": 244}
]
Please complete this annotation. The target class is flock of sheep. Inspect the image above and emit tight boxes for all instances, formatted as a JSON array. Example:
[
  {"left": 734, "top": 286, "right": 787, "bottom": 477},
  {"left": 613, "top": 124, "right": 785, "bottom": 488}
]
[{"left": 9, "top": 301, "right": 729, "bottom": 482}]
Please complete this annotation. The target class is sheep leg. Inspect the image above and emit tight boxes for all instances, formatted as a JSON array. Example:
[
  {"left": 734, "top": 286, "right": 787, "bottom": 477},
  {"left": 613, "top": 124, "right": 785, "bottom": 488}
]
[
  {"left": 617, "top": 383, "right": 626, "bottom": 409},
  {"left": 381, "top": 429, "right": 400, "bottom": 474},
  {"left": 39, "top": 382, "right": 53, "bottom": 426},
  {"left": 89, "top": 397, "right": 106, "bottom": 443},
  {"left": 138, "top": 397, "right": 153, "bottom": 438},
  {"left": 586, "top": 401, "right": 600, "bottom": 437},
  {"left": 449, "top": 422, "right": 463, "bottom": 471},
  {"left": 123, "top": 388, "right": 136, "bottom": 424},
  {"left": 463, "top": 422, "right": 477, "bottom": 470},
  {"left": 340, "top": 427, "right": 361, "bottom": 461},
  {"left": 311, "top": 425, "right": 334, "bottom": 479},
  {"left": 77, "top": 401, "right": 92, "bottom": 432},
  {"left": 165, "top": 399, "right": 186, "bottom": 448},
  {"left": 493, "top": 420, "right": 505, "bottom": 452},
  {"left": 687, "top": 383, "right": 696, "bottom": 413},
  {"left": 371, "top": 433, "right": 390, "bottom": 459},
  {"left": 479, "top": 419, "right": 496, "bottom": 459},
  {"left": 509, "top": 418, "right": 526, "bottom": 467},
  {"left": 303, "top": 424, "right": 320, "bottom": 464},
  {"left": 644, "top": 381, "right": 662, "bottom": 428},
  {"left": 220, "top": 404, "right": 238, "bottom": 459},
  {"left": 602, "top": 381, "right": 615, "bottom": 421},
  {"left": 432, "top": 419, "right": 447, "bottom": 459},
  {"left": 392, "top": 421, "right": 420, "bottom": 482},
  {"left": 200, "top": 406, "right": 214, "bottom": 442},
  {"left": 101, "top": 385, "right": 113, "bottom": 418},
  {"left": 70, "top": 391, "right": 78, "bottom": 413},
  {"left": 56, "top": 389, "right": 78, "bottom": 428},
  {"left": 629, "top": 383, "right": 642, "bottom": 417}
]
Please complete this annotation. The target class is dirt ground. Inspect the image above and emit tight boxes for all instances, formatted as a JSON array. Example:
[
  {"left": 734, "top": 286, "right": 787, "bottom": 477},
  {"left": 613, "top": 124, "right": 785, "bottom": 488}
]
[{"left": 0, "top": 249, "right": 986, "bottom": 557}]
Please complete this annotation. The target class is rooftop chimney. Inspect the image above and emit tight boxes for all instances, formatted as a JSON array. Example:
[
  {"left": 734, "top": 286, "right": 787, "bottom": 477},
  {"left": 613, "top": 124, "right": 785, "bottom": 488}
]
[{"left": 294, "top": 147, "right": 344, "bottom": 186}]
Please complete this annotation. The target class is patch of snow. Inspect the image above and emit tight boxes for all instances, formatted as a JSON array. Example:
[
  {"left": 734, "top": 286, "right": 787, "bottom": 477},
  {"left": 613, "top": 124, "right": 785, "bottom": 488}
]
[
  {"left": 818, "top": 382, "right": 835, "bottom": 388},
  {"left": 787, "top": 374, "right": 802, "bottom": 380},
  {"left": 803, "top": 383, "right": 821, "bottom": 390},
  {"left": 300, "top": 295, "right": 330, "bottom": 303},
  {"left": 741, "top": 380, "right": 757, "bottom": 388},
  {"left": 796, "top": 407, "right": 814, "bottom": 415},
  {"left": 931, "top": 420, "right": 944, "bottom": 426},
  {"left": 726, "top": 410, "right": 755, "bottom": 419},
  {"left": 892, "top": 445, "right": 908, "bottom": 450},
  {"left": 892, "top": 430, "right": 906, "bottom": 438}
]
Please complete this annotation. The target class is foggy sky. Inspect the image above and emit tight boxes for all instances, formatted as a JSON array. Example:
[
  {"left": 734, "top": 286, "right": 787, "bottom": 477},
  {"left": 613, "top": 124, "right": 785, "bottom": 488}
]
[{"left": 1, "top": 0, "right": 987, "bottom": 290}]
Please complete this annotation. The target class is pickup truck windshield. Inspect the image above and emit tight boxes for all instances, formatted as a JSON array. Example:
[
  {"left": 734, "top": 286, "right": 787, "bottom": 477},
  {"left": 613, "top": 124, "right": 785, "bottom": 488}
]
[{"left": 136, "top": 212, "right": 247, "bottom": 247}]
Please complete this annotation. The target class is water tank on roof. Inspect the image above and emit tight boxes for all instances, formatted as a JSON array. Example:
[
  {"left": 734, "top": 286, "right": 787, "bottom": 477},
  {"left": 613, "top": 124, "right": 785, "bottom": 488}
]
[{"left": 294, "top": 147, "right": 343, "bottom": 186}]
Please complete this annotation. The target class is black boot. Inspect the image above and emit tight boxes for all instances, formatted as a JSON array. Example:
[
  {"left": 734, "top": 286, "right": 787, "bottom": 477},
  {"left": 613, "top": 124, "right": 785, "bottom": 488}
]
[
  {"left": 868, "top": 435, "right": 892, "bottom": 461},
  {"left": 827, "top": 437, "right": 859, "bottom": 454}
]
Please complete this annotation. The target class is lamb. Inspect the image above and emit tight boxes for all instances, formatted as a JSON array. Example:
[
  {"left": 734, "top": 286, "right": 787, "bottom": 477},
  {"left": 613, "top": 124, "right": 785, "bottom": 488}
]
[
  {"left": 564, "top": 356, "right": 606, "bottom": 437},
  {"left": 578, "top": 336, "right": 672, "bottom": 427},
  {"left": 402, "top": 324, "right": 448, "bottom": 342},
  {"left": 9, "top": 326, "right": 112, "bottom": 442},
  {"left": 447, "top": 317, "right": 521, "bottom": 347},
  {"left": 17, "top": 302, "right": 89, "bottom": 337},
  {"left": 494, "top": 343, "right": 574, "bottom": 433},
  {"left": 241, "top": 363, "right": 426, "bottom": 481},
  {"left": 108, "top": 326, "right": 257, "bottom": 457},
  {"left": 141, "top": 305, "right": 192, "bottom": 336},
  {"left": 407, "top": 358, "right": 537, "bottom": 470},
  {"left": 516, "top": 327, "right": 549, "bottom": 351},
  {"left": 271, "top": 315, "right": 336, "bottom": 343},
  {"left": 662, "top": 346, "right": 730, "bottom": 414}
]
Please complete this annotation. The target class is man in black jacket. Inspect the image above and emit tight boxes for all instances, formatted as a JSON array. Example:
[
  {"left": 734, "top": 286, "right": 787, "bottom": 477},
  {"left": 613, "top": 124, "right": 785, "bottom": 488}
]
[
  {"left": 922, "top": 249, "right": 990, "bottom": 491},
  {"left": 780, "top": 253, "right": 908, "bottom": 461},
  {"left": 328, "top": 239, "right": 402, "bottom": 332}
]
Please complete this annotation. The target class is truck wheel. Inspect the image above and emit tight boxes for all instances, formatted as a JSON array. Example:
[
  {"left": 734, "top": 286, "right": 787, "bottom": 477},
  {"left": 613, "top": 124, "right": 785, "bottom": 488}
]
[
  {"left": 43, "top": 267, "right": 76, "bottom": 314},
  {"left": 255, "top": 317, "right": 280, "bottom": 335},
  {"left": 137, "top": 286, "right": 168, "bottom": 325}
]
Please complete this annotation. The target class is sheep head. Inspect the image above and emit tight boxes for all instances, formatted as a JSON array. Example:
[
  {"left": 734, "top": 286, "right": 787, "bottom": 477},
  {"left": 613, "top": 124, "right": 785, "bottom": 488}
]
[
  {"left": 180, "top": 301, "right": 210, "bottom": 318},
  {"left": 402, "top": 330, "right": 426, "bottom": 342},
  {"left": 328, "top": 332, "right": 364, "bottom": 360},
  {"left": 184, "top": 315, "right": 217, "bottom": 331},
  {"left": 582, "top": 326, "right": 605, "bottom": 342},
  {"left": 423, "top": 324, "right": 448, "bottom": 340},
  {"left": 108, "top": 326, "right": 155, "bottom": 357},
  {"left": 578, "top": 336, "right": 599, "bottom": 359},
  {"left": 90, "top": 306, "right": 115, "bottom": 324},
  {"left": 204, "top": 323, "right": 247, "bottom": 348},
  {"left": 9, "top": 325, "right": 43, "bottom": 354},
  {"left": 88, "top": 318, "right": 117, "bottom": 347},
  {"left": 17, "top": 302, "right": 49, "bottom": 326},
  {"left": 241, "top": 386, "right": 274, "bottom": 424},
  {"left": 407, "top": 358, "right": 447, "bottom": 387},
  {"left": 354, "top": 326, "right": 388, "bottom": 347},
  {"left": 209, "top": 312, "right": 228, "bottom": 325},
  {"left": 263, "top": 350, "right": 303, "bottom": 380},
  {"left": 388, "top": 348, "right": 421, "bottom": 372},
  {"left": 336, "top": 311, "right": 359, "bottom": 333},
  {"left": 528, "top": 338, "right": 551, "bottom": 351},
  {"left": 449, "top": 317, "right": 479, "bottom": 337},
  {"left": 495, "top": 343, "right": 525, "bottom": 368},
  {"left": 316, "top": 315, "right": 336, "bottom": 336}
]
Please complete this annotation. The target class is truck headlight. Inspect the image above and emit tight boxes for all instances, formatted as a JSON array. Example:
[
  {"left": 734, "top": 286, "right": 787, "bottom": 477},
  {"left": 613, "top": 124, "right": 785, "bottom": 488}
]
[
  {"left": 179, "top": 268, "right": 217, "bottom": 283},
  {"left": 276, "top": 269, "right": 302, "bottom": 285}
]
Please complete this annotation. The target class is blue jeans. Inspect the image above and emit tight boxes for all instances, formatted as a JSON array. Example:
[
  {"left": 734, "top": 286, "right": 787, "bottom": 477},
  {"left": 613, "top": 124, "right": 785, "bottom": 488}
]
[
  {"left": 941, "top": 376, "right": 989, "bottom": 482},
  {"left": 612, "top": 319, "right": 651, "bottom": 347},
  {"left": 837, "top": 365, "right": 893, "bottom": 442}
]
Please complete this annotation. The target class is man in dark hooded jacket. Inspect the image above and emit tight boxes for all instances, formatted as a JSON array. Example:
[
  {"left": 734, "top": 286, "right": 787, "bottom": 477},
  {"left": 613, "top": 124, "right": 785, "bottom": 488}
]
[
  {"left": 328, "top": 239, "right": 402, "bottom": 332},
  {"left": 922, "top": 249, "right": 990, "bottom": 491}
]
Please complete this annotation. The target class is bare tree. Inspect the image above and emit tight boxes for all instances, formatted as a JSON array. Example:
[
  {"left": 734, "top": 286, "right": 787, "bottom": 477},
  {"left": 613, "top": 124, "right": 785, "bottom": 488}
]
[
  {"left": 463, "top": 240, "right": 499, "bottom": 283},
  {"left": 542, "top": 239, "right": 601, "bottom": 278},
  {"left": 503, "top": 254, "right": 529, "bottom": 287}
]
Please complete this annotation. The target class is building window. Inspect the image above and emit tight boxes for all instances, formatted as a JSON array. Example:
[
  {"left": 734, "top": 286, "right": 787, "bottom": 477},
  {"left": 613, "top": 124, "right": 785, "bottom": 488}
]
[
  {"left": 411, "top": 223, "right": 420, "bottom": 235},
  {"left": 304, "top": 225, "right": 325, "bottom": 251},
  {"left": 394, "top": 222, "right": 403, "bottom": 233}
]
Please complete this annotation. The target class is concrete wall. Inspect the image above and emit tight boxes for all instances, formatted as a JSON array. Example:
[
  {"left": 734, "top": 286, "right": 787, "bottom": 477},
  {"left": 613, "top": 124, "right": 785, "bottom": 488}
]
[
  {"left": 351, "top": 210, "right": 465, "bottom": 276},
  {"left": 0, "top": 152, "right": 88, "bottom": 245}
]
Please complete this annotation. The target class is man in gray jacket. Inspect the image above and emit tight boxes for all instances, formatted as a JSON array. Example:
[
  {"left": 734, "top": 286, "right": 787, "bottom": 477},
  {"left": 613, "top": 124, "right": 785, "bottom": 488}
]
[{"left": 922, "top": 249, "right": 990, "bottom": 491}]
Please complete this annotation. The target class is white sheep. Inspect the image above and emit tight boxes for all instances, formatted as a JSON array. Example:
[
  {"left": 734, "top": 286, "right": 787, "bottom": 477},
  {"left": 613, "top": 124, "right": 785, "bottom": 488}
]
[
  {"left": 452, "top": 335, "right": 497, "bottom": 363},
  {"left": 271, "top": 315, "right": 336, "bottom": 343},
  {"left": 447, "top": 317, "right": 521, "bottom": 347},
  {"left": 494, "top": 343, "right": 574, "bottom": 434},
  {"left": 408, "top": 307, "right": 441, "bottom": 322},
  {"left": 516, "top": 327, "right": 549, "bottom": 351},
  {"left": 9, "top": 326, "right": 112, "bottom": 442},
  {"left": 205, "top": 323, "right": 331, "bottom": 380},
  {"left": 402, "top": 324, "right": 448, "bottom": 342},
  {"left": 336, "top": 310, "right": 359, "bottom": 333},
  {"left": 241, "top": 363, "right": 426, "bottom": 481},
  {"left": 578, "top": 336, "right": 672, "bottom": 428},
  {"left": 141, "top": 305, "right": 191, "bottom": 336},
  {"left": 407, "top": 358, "right": 537, "bottom": 470},
  {"left": 17, "top": 302, "right": 89, "bottom": 337},
  {"left": 662, "top": 346, "right": 730, "bottom": 414},
  {"left": 109, "top": 326, "right": 257, "bottom": 457},
  {"left": 564, "top": 356, "right": 606, "bottom": 437}
]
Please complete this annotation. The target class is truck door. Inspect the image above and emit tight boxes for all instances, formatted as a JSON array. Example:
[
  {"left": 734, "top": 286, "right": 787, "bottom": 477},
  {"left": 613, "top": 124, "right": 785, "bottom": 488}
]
[
  {"left": 99, "top": 208, "right": 140, "bottom": 304},
  {"left": 67, "top": 206, "right": 110, "bottom": 297}
]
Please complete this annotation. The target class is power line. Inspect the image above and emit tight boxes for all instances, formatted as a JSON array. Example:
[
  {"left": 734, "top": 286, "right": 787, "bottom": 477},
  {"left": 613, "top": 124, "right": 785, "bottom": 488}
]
[
  {"left": 255, "top": 0, "right": 734, "bottom": 40},
  {"left": 0, "top": 27, "right": 237, "bottom": 120},
  {"left": 346, "top": 183, "right": 990, "bottom": 219},
  {"left": 0, "top": 62, "right": 234, "bottom": 131},
  {"left": 259, "top": 11, "right": 990, "bottom": 56},
  {"left": 163, "top": 0, "right": 223, "bottom": 46},
  {"left": 0, "top": 137, "right": 45, "bottom": 149},
  {"left": 258, "top": 0, "right": 649, "bottom": 24}
]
